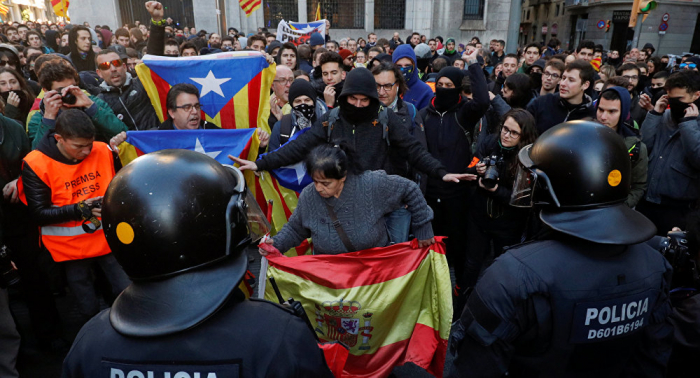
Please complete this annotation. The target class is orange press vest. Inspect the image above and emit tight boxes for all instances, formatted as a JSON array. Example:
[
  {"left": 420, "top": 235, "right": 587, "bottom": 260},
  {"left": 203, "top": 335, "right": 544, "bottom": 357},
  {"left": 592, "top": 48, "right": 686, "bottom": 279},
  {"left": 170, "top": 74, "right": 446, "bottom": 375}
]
[{"left": 18, "top": 142, "right": 115, "bottom": 262}]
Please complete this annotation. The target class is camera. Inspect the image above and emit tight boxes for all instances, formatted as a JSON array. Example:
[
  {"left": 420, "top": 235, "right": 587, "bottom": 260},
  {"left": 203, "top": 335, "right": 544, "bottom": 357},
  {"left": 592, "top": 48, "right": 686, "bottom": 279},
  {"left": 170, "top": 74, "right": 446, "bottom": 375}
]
[
  {"left": 89, "top": 198, "right": 102, "bottom": 209},
  {"left": 655, "top": 231, "right": 699, "bottom": 296},
  {"left": 62, "top": 92, "right": 77, "bottom": 105},
  {"left": 481, "top": 155, "right": 504, "bottom": 189},
  {"left": 0, "top": 246, "right": 19, "bottom": 288}
]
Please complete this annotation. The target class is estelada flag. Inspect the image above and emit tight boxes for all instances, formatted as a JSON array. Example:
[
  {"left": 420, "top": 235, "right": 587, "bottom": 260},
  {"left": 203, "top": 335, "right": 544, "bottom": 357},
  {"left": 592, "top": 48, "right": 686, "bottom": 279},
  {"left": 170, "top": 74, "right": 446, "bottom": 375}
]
[
  {"left": 135, "top": 52, "right": 275, "bottom": 131},
  {"left": 264, "top": 238, "right": 452, "bottom": 377}
]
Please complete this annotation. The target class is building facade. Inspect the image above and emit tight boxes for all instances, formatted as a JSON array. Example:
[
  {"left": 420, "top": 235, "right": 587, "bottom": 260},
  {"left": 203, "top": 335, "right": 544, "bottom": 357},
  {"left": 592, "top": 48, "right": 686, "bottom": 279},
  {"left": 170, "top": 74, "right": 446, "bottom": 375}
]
[
  {"left": 68, "top": 0, "right": 513, "bottom": 44},
  {"left": 2, "top": 0, "right": 55, "bottom": 23},
  {"left": 524, "top": 0, "right": 700, "bottom": 55}
]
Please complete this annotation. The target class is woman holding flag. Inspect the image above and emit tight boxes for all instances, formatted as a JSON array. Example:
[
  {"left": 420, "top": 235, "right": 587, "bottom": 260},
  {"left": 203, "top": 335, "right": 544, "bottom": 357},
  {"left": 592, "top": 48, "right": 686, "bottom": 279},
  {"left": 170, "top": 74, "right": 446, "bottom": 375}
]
[{"left": 259, "top": 144, "right": 435, "bottom": 255}]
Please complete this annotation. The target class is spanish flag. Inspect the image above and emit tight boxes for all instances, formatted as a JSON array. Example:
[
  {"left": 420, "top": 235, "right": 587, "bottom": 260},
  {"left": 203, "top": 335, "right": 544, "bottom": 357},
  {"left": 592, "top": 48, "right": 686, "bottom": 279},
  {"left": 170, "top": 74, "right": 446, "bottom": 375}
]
[
  {"left": 264, "top": 238, "right": 452, "bottom": 377},
  {"left": 51, "top": 0, "right": 70, "bottom": 20}
]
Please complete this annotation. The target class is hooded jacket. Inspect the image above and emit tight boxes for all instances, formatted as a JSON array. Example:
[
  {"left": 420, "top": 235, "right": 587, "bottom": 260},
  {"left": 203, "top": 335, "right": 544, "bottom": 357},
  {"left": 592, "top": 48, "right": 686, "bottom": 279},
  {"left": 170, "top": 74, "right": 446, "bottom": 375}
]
[
  {"left": 526, "top": 92, "right": 595, "bottom": 134},
  {"left": 98, "top": 73, "right": 160, "bottom": 131},
  {"left": 44, "top": 30, "right": 60, "bottom": 52},
  {"left": 392, "top": 45, "right": 434, "bottom": 111},
  {"left": 256, "top": 69, "right": 447, "bottom": 180},
  {"left": 597, "top": 87, "right": 648, "bottom": 208}
]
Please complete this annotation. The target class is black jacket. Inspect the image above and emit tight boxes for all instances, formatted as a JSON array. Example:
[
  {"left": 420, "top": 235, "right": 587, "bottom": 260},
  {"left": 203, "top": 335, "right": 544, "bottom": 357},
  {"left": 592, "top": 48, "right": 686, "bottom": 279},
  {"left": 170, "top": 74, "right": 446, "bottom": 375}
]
[
  {"left": 98, "top": 73, "right": 160, "bottom": 131},
  {"left": 62, "top": 295, "right": 333, "bottom": 378},
  {"left": 526, "top": 93, "right": 595, "bottom": 135},
  {"left": 0, "top": 116, "right": 31, "bottom": 241},
  {"left": 256, "top": 106, "right": 447, "bottom": 180},
  {"left": 20, "top": 131, "right": 121, "bottom": 227},
  {"left": 419, "top": 62, "right": 490, "bottom": 198},
  {"left": 158, "top": 118, "right": 219, "bottom": 130},
  {"left": 391, "top": 98, "right": 428, "bottom": 192}
]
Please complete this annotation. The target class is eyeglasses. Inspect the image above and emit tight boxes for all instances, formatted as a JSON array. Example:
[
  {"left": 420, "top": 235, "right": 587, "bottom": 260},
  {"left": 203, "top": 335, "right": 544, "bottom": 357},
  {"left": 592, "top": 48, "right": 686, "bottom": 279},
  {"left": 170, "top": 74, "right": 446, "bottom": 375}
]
[
  {"left": 274, "top": 78, "right": 294, "bottom": 85},
  {"left": 175, "top": 103, "right": 202, "bottom": 112},
  {"left": 376, "top": 82, "right": 396, "bottom": 92},
  {"left": 98, "top": 59, "right": 124, "bottom": 71},
  {"left": 501, "top": 125, "right": 521, "bottom": 138},
  {"left": 681, "top": 63, "right": 697, "bottom": 69},
  {"left": 622, "top": 75, "right": 639, "bottom": 81},
  {"left": 543, "top": 72, "right": 560, "bottom": 79}
]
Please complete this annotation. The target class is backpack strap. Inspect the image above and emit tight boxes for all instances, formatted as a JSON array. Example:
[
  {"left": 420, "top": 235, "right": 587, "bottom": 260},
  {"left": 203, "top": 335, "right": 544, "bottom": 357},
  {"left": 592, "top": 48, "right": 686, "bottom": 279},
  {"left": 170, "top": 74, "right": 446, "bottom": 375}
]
[
  {"left": 378, "top": 107, "right": 390, "bottom": 146},
  {"left": 326, "top": 107, "right": 341, "bottom": 142},
  {"left": 279, "top": 114, "right": 294, "bottom": 146}
]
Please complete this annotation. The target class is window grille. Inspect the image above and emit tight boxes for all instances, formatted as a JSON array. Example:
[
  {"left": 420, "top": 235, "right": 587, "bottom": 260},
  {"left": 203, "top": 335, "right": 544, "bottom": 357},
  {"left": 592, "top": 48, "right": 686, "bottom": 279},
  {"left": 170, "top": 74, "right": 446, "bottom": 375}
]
[
  {"left": 374, "top": 0, "right": 406, "bottom": 30},
  {"left": 463, "top": 0, "right": 484, "bottom": 20},
  {"left": 308, "top": 0, "right": 365, "bottom": 29},
  {"left": 264, "top": 0, "right": 299, "bottom": 29}
]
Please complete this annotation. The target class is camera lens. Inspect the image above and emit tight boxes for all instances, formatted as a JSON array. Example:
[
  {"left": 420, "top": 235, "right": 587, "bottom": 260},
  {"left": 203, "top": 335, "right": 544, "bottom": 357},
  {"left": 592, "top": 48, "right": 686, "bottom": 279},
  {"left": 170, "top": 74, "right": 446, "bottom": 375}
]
[{"left": 62, "top": 92, "right": 77, "bottom": 105}]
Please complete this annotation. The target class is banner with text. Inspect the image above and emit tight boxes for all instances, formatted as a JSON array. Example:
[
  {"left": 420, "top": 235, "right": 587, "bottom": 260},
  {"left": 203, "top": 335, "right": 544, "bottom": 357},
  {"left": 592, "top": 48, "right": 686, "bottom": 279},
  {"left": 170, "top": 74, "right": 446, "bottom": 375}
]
[{"left": 276, "top": 19, "right": 327, "bottom": 46}]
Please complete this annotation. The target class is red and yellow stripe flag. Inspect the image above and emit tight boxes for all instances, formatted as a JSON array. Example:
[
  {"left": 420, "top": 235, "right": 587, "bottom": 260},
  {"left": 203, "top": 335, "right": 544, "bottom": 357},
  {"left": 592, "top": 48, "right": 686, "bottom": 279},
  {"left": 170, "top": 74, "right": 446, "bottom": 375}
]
[
  {"left": 264, "top": 238, "right": 452, "bottom": 377},
  {"left": 315, "top": 3, "right": 321, "bottom": 21},
  {"left": 239, "top": 0, "right": 261, "bottom": 17},
  {"left": 51, "top": 0, "right": 70, "bottom": 20},
  {"left": 0, "top": 3, "right": 10, "bottom": 16}
]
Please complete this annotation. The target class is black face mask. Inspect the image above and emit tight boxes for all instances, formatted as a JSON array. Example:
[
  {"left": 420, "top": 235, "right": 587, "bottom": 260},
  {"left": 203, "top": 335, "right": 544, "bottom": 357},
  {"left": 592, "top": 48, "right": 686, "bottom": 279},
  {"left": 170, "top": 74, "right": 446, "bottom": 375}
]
[
  {"left": 293, "top": 103, "right": 315, "bottom": 120},
  {"left": 339, "top": 98, "right": 380, "bottom": 125},
  {"left": 649, "top": 87, "right": 664, "bottom": 98},
  {"left": 668, "top": 97, "right": 691, "bottom": 122},
  {"left": 434, "top": 87, "right": 461, "bottom": 112},
  {"left": 530, "top": 72, "right": 543, "bottom": 89}
]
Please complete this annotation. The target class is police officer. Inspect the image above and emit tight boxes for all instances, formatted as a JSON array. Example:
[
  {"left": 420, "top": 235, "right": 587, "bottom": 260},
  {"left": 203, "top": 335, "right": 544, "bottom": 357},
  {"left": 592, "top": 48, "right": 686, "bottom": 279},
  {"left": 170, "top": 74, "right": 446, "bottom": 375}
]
[
  {"left": 62, "top": 150, "right": 333, "bottom": 377},
  {"left": 449, "top": 121, "right": 674, "bottom": 377}
]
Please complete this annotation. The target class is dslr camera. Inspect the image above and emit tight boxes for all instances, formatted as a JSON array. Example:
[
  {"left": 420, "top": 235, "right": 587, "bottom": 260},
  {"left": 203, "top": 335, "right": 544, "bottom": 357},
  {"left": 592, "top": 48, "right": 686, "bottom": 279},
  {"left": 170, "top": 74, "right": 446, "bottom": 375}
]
[
  {"left": 481, "top": 155, "right": 504, "bottom": 189},
  {"left": 0, "top": 246, "right": 19, "bottom": 288},
  {"left": 654, "top": 231, "right": 699, "bottom": 298}
]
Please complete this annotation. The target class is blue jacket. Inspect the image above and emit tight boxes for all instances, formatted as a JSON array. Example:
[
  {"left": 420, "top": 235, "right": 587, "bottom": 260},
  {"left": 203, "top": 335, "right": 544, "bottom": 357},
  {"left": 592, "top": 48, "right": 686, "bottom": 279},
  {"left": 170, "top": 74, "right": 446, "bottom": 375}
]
[{"left": 392, "top": 45, "right": 434, "bottom": 111}]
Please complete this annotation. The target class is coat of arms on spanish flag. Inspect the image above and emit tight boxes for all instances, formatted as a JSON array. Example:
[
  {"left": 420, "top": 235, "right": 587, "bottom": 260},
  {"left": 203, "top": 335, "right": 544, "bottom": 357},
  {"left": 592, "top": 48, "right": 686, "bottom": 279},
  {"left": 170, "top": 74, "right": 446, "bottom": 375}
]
[{"left": 263, "top": 238, "right": 452, "bottom": 377}]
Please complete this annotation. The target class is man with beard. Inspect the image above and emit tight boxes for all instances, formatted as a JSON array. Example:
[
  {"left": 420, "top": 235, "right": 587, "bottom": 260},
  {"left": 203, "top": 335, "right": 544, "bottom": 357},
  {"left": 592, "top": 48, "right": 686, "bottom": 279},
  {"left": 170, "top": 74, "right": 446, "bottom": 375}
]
[
  {"left": 96, "top": 49, "right": 159, "bottom": 131},
  {"left": 208, "top": 33, "right": 222, "bottom": 49},
  {"left": 5, "top": 27, "right": 20, "bottom": 44},
  {"left": 317, "top": 52, "right": 345, "bottom": 108},
  {"left": 637, "top": 70, "right": 700, "bottom": 234},
  {"left": 617, "top": 62, "right": 647, "bottom": 126},
  {"left": 158, "top": 84, "right": 218, "bottom": 130}
]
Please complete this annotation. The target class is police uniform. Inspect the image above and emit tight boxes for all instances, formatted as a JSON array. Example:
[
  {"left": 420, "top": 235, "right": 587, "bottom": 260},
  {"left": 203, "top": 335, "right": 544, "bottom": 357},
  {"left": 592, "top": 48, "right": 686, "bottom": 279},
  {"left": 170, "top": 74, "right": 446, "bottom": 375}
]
[
  {"left": 450, "top": 121, "right": 675, "bottom": 377},
  {"left": 61, "top": 150, "right": 334, "bottom": 378},
  {"left": 62, "top": 294, "right": 332, "bottom": 378}
]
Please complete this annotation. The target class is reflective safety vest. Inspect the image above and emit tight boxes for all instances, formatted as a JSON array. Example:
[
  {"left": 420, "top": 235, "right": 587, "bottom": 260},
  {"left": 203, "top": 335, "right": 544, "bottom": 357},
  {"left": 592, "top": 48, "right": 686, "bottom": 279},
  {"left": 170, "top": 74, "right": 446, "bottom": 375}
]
[{"left": 18, "top": 142, "right": 115, "bottom": 262}]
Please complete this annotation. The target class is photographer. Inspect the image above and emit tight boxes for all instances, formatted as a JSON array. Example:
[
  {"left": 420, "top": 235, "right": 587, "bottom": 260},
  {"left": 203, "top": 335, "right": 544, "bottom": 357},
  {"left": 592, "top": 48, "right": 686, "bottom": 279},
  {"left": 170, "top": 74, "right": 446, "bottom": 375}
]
[
  {"left": 18, "top": 109, "right": 130, "bottom": 324},
  {"left": 463, "top": 109, "right": 538, "bottom": 292},
  {"left": 27, "top": 59, "right": 128, "bottom": 149},
  {"left": 651, "top": 211, "right": 700, "bottom": 378}
]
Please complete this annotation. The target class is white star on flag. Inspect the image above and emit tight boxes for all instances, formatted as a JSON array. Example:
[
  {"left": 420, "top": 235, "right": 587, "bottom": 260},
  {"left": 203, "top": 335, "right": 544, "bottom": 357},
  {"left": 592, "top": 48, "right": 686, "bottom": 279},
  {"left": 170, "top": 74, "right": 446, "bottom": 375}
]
[
  {"left": 194, "top": 138, "right": 222, "bottom": 159},
  {"left": 281, "top": 162, "right": 308, "bottom": 185},
  {"left": 190, "top": 70, "right": 231, "bottom": 97}
]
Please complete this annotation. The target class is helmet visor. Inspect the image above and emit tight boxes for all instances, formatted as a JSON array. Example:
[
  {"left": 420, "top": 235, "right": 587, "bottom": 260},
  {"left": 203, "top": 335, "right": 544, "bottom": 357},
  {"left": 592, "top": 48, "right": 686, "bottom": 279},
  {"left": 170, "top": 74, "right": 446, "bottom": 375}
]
[
  {"left": 243, "top": 189, "right": 270, "bottom": 243},
  {"left": 511, "top": 162, "right": 538, "bottom": 208}
]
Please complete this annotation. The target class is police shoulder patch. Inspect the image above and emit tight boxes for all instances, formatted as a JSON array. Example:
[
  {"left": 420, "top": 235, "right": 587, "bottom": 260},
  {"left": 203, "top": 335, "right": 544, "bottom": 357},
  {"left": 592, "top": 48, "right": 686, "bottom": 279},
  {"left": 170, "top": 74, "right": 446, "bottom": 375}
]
[
  {"left": 102, "top": 359, "right": 242, "bottom": 378},
  {"left": 570, "top": 290, "right": 655, "bottom": 344}
]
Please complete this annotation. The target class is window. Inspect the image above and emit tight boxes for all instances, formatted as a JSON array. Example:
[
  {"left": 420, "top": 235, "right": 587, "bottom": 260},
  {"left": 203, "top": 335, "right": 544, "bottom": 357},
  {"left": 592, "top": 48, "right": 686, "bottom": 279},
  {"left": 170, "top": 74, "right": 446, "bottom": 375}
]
[
  {"left": 307, "top": 0, "right": 365, "bottom": 29},
  {"left": 527, "top": 9, "right": 531, "bottom": 21},
  {"left": 264, "top": 0, "right": 298, "bottom": 28},
  {"left": 555, "top": 4, "right": 560, "bottom": 16},
  {"left": 375, "top": 0, "right": 406, "bottom": 29},
  {"left": 463, "top": 0, "right": 484, "bottom": 20}
]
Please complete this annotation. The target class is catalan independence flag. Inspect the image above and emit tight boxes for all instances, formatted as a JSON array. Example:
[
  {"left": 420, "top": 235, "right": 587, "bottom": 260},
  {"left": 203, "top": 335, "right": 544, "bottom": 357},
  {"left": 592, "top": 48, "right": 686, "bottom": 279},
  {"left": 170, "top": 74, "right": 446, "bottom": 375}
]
[
  {"left": 0, "top": 3, "right": 10, "bottom": 16},
  {"left": 239, "top": 0, "right": 261, "bottom": 17},
  {"left": 135, "top": 52, "right": 275, "bottom": 131},
  {"left": 51, "top": 0, "right": 70, "bottom": 20},
  {"left": 264, "top": 238, "right": 452, "bottom": 377}
]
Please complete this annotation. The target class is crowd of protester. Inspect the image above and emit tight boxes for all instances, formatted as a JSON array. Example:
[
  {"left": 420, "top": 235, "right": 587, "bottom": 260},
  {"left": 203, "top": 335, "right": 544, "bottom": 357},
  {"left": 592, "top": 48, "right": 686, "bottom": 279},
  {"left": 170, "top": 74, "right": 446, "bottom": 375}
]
[{"left": 0, "top": 0, "right": 699, "bottom": 376}]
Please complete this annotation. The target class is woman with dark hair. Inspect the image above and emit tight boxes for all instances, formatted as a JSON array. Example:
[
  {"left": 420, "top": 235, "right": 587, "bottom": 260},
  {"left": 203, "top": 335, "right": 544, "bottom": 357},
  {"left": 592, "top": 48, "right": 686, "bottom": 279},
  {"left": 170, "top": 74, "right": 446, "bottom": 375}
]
[
  {"left": 259, "top": 144, "right": 435, "bottom": 255},
  {"left": 501, "top": 73, "right": 533, "bottom": 109},
  {"left": 463, "top": 109, "right": 538, "bottom": 289},
  {"left": 647, "top": 56, "right": 663, "bottom": 76},
  {"left": 0, "top": 67, "right": 35, "bottom": 124},
  {"left": 275, "top": 42, "right": 298, "bottom": 70}
]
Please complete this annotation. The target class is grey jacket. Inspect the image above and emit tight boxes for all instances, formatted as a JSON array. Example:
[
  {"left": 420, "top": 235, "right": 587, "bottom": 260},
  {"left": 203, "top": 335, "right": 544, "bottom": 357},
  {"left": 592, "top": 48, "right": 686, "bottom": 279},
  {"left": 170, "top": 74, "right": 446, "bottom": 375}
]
[
  {"left": 273, "top": 171, "right": 434, "bottom": 255},
  {"left": 641, "top": 110, "right": 700, "bottom": 204}
]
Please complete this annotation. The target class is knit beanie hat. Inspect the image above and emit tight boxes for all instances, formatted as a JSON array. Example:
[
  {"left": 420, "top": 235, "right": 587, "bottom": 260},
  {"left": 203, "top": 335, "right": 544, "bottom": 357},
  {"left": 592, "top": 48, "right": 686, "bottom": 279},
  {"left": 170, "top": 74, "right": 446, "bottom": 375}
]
[
  {"left": 309, "top": 32, "right": 325, "bottom": 47},
  {"left": 435, "top": 67, "right": 464, "bottom": 87},
  {"left": 413, "top": 43, "right": 431, "bottom": 59},
  {"left": 288, "top": 79, "right": 317, "bottom": 104},
  {"left": 338, "top": 48, "right": 353, "bottom": 61}
]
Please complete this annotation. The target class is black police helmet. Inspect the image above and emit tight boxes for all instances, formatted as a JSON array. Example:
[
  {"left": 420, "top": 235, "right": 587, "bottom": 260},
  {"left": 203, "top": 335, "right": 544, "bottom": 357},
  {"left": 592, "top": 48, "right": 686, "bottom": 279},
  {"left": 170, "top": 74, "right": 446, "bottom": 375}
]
[
  {"left": 103, "top": 149, "right": 266, "bottom": 337},
  {"left": 513, "top": 121, "right": 656, "bottom": 244}
]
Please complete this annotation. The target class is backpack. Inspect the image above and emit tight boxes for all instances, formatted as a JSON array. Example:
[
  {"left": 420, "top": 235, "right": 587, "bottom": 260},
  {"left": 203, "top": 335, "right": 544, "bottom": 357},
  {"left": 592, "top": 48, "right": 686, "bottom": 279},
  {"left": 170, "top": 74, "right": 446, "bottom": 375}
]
[{"left": 325, "top": 106, "right": 391, "bottom": 145}]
